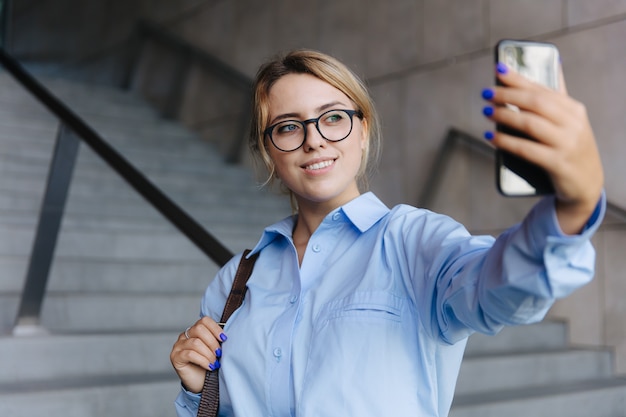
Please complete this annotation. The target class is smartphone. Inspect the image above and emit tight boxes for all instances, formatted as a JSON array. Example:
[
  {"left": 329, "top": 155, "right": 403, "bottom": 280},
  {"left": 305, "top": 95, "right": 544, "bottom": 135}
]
[{"left": 495, "top": 39, "right": 560, "bottom": 196}]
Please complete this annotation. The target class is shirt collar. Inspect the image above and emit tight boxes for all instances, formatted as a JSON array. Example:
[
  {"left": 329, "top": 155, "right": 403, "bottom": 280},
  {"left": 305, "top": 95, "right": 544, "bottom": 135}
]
[
  {"left": 248, "top": 192, "right": 390, "bottom": 256},
  {"left": 340, "top": 191, "right": 390, "bottom": 233}
]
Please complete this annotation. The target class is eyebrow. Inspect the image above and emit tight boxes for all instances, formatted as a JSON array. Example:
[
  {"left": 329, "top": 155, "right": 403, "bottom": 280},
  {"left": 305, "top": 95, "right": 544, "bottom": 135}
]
[{"left": 269, "top": 101, "right": 348, "bottom": 125}]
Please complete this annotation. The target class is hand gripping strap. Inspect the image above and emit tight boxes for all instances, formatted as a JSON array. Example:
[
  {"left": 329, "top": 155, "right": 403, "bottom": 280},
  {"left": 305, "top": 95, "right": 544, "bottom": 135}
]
[{"left": 197, "top": 249, "right": 259, "bottom": 417}]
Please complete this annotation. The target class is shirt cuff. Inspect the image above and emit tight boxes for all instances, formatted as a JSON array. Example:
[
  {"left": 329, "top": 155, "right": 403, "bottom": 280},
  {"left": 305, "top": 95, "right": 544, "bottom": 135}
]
[
  {"left": 581, "top": 191, "right": 605, "bottom": 233},
  {"left": 539, "top": 190, "right": 606, "bottom": 240},
  {"left": 175, "top": 384, "right": 201, "bottom": 413},
  {"left": 532, "top": 191, "right": 605, "bottom": 298}
]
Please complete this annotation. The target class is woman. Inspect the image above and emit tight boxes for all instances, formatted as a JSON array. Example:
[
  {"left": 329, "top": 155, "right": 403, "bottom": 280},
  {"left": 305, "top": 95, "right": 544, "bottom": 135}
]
[{"left": 170, "top": 49, "right": 604, "bottom": 417}]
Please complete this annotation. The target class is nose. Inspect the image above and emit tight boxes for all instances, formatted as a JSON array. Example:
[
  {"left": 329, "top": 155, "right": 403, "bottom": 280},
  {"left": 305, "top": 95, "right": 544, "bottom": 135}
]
[{"left": 303, "top": 120, "right": 325, "bottom": 151}]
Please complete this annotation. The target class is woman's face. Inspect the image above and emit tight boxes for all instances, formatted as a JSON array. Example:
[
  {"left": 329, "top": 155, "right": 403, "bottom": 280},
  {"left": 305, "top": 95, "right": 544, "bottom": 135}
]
[{"left": 265, "top": 73, "right": 367, "bottom": 211}]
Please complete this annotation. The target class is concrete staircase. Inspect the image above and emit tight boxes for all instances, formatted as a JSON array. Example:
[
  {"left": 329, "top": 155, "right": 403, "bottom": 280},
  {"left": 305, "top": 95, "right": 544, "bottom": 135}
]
[
  {"left": 451, "top": 322, "right": 626, "bottom": 416},
  {"left": 0, "top": 71, "right": 290, "bottom": 416},
  {"left": 0, "top": 71, "right": 625, "bottom": 416}
]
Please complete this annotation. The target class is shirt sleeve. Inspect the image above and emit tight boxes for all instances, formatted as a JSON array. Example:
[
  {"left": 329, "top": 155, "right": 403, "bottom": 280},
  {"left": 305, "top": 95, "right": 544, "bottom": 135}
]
[
  {"left": 476, "top": 192, "right": 606, "bottom": 322},
  {"left": 403, "top": 192, "right": 605, "bottom": 344}
]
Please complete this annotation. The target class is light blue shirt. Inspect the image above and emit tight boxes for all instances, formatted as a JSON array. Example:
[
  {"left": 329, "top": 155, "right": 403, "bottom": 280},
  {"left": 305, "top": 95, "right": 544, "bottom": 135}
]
[{"left": 175, "top": 191, "right": 605, "bottom": 417}]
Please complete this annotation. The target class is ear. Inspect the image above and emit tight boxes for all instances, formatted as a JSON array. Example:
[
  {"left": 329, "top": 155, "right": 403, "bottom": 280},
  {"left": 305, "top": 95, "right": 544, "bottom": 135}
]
[{"left": 360, "top": 117, "right": 369, "bottom": 150}]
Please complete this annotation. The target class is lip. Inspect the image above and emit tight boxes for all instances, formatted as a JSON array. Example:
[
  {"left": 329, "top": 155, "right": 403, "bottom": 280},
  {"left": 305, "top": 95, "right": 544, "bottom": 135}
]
[{"left": 301, "top": 157, "right": 337, "bottom": 173}]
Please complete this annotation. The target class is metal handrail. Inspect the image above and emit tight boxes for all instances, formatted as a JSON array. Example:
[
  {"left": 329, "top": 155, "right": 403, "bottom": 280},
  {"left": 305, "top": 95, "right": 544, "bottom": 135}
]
[
  {"left": 418, "top": 128, "right": 494, "bottom": 208},
  {"left": 0, "top": 47, "right": 234, "bottom": 332},
  {"left": 607, "top": 201, "right": 626, "bottom": 224},
  {"left": 419, "top": 128, "right": 626, "bottom": 223}
]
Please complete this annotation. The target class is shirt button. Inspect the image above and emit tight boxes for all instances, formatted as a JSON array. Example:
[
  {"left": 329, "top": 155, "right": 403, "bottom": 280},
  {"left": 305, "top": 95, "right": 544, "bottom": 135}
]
[
  {"left": 290, "top": 295, "right": 298, "bottom": 304},
  {"left": 332, "top": 212, "right": 341, "bottom": 221},
  {"left": 312, "top": 244, "right": 321, "bottom": 253},
  {"left": 273, "top": 348, "right": 282, "bottom": 361}
]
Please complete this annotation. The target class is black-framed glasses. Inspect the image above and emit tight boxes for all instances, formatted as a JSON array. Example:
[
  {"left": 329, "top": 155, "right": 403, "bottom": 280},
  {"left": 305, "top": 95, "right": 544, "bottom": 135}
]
[{"left": 264, "top": 109, "right": 363, "bottom": 152}]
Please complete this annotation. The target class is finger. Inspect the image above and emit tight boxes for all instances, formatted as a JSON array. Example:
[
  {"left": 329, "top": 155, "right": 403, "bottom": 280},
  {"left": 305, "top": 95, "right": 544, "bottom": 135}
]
[
  {"left": 170, "top": 339, "right": 221, "bottom": 378},
  {"left": 170, "top": 341, "right": 219, "bottom": 394},
  {"left": 486, "top": 86, "right": 575, "bottom": 128},
  {"left": 491, "top": 62, "right": 573, "bottom": 119},
  {"left": 180, "top": 334, "right": 219, "bottom": 364},
  {"left": 488, "top": 129, "right": 557, "bottom": 171},
  {"left": 558, "top": 63, "right": 568, "bottom": 95},
  {"left": 495, "top": 63, "right": 552, "bottom": 92},
  {"left": 185, "top": 319, "right": 225, "bottom": 357},
  {"left": 198, "top": 316, "right": 228, "bottom": 343},
  {"left": 485, "top": 104, "right": 562, "bottom": 147},
  {"left": 181, "top": 343, "right": 218, "bottom": 370}
]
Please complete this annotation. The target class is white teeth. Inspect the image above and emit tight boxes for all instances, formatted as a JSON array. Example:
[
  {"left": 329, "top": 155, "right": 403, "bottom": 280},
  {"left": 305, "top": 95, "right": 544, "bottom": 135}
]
[{"left": 306, "top": 160, "right": 334, "bottom": 170}]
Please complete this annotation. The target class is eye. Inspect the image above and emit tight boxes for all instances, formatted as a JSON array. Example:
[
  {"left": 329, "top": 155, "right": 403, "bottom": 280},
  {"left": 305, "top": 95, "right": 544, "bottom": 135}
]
[
  {"left": 322, "top": 111, "right": 346, "bottom": 125},
  {"left": 275, "top": 121, "right": 302, "bottom": 135}
]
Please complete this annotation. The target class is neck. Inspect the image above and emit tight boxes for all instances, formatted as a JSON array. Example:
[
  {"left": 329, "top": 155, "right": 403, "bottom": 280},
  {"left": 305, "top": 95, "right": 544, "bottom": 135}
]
[{"left": 292, "top": 193, "right": 361, "bottom": 264}]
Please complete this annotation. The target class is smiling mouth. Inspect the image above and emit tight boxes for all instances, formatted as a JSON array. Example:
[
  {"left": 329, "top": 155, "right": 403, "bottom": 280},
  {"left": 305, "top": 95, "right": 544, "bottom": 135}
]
[{"left": 305, "top": 159, "right": 335, "bottom": 171}]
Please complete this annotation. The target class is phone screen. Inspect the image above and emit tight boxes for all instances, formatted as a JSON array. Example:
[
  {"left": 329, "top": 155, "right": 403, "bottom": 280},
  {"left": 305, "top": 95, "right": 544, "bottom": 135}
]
[{"left": 495, "top": 40, "right": 560, "bottom": 196}]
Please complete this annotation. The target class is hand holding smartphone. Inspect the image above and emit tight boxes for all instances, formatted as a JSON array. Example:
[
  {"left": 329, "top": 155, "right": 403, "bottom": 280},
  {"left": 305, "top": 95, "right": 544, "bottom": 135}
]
[{"left": 494, "top": 39, "right": 560, "bottom": 197}]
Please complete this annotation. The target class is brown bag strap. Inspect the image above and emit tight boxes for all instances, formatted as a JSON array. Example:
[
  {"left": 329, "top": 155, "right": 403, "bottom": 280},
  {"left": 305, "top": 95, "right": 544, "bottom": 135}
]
[{"left": 197, "top": 249, "right": 259, "bottom": 417}]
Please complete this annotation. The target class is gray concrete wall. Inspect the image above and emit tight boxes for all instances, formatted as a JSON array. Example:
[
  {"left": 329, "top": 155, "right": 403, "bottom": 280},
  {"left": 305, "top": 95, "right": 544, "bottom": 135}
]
[{"left": 8, "top": 0, "right": 626, "bottom": 373}]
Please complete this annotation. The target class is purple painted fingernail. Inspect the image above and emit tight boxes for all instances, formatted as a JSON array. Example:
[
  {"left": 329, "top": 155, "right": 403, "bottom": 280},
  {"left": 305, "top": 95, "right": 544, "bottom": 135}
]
[
  {"left": 215, "top": 348, "right": 222, "bottom": 358},
  {"left": 484, "top": 131, "right": 494, "bottom": 141},
  {"left": 220, "top": 333, "right": 228, "bottom": 342},
  {"left": 482, "top": 106, "right": 494, "bottom": 117},
  {"left": 497, "top": 62, "right": 508, "bottom": 74},
  {"left": 214, "top": 360, "right": 221, "bottom": 369},
  {"left": 481, "top": 88, "right": 494, "bottom": 100},
  {"left": 208, "top": 363, "right": 216, "bottom": 371}
]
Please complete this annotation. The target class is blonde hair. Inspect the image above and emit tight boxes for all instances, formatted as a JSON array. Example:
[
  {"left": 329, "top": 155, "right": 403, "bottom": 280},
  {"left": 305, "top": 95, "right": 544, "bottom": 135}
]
[{"left": 249, "top": 50, "right": 381, "bottom": 202}]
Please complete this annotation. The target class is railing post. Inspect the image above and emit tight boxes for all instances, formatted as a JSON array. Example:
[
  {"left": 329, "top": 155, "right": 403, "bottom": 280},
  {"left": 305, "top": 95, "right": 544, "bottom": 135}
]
[
  {"left": 120, "top": 26, "right": 144, "bottom": 91},
  {"left": 163, "top": 50, "right": 192, "bottom": 119},
  {"left": 13, "top": 123, "right": 80, "bottom": 336}
]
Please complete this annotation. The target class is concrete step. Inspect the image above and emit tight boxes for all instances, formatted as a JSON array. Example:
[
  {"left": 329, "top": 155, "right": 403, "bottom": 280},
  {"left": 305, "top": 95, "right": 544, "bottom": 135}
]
[
  {"left": 0, "top": 121, "right": 58, "bottom": 144},
  {"left": 450, "top": 377, "right": 626, "bottom": 417},
  {"left": 0, "top": 221, "right": 261, "bottom": 259},
  {"left": 0, "top": 168, "right": 284, "bottom": 212},
  {"left": 1, "top": 196, "right": 284, "bottom": 233},
  {"left": 456, "top": 348, "right": 614, "bottom": 395},
  {"left": 40, "top": 292, "right": 201, "bottom": 332},
  {"left": 0, "top": 223, "right": 209, "bottom": 260},
  {"left": 0, "top": 136, "right": 222, "bottom": 169},
  {"left": 0, "top": 150, "right": 288, "bottom": 225},
  {"left": 0, "top": 77, "right": 163, "bottom": 129},
  {"left": 0, "top": 374, "right": 180, "bottom": 417},
  {"left": 0, "top": 90, "right": 154, "bottom": 121},
  {"left": 464, "top": 321, "right": 568, "bottom": 355},
  {"left": 0, "top": 118, "right": 202, "bottom": 155},
  {"left": 0, "top": 332, "right": 176, "bottom": 384},
  {"left": 0, "top": 72, "right": 148, "bottom": 106},
  {"left": 0, "top": 107, "right": 56, "bottom": 126},
  {"left": 0, "top": 143, "right": 287, "bottom": 213},
  {"left": 0, "top": 201, "right": 280, "bottom": 236},
  {"left": 1, "top": 291, "right": 202, "bottom": 332},
  {"left": 0, "top": 254, "right": 217, "bottom": 293}
]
